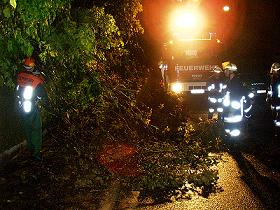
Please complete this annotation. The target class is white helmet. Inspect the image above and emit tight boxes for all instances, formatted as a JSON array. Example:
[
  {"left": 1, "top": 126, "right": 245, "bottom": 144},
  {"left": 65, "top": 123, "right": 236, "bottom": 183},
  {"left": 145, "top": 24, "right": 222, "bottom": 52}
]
[
  {"left": 270, "top": 62, "right": 280, "bottom": 74},
  {"left": 224, "top": 63, "right": 237, "bottom": 72}
]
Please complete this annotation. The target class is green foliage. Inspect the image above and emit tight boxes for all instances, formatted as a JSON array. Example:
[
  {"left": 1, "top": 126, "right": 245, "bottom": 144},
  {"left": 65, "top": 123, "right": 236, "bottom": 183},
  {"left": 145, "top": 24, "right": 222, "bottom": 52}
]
[
  {"left": 0, "top": 0, "right": 71, "bottom": 88},
  {"left": 134, "top": 120, "right": 221, "bottom": 201},
  {"left": 0, "top": 0, "right": 223, "bottom": 206},
  {"left": 0, "top": 0, "right": 130, "bottom": 110},
  {"left": 0, "top": 0, "right": 70, "bottom": 87},
  {"left": 131, "top": 82, "right": 222, "bottom": 202},
  {"left": 102, "top": 0, "right": 144, "bottom": 40},
  {"left": 41, "top": 6, "right": 127, "bottom": 116},
  {"left": 9, "top": 0, "right": 16, "bottom": 9}
]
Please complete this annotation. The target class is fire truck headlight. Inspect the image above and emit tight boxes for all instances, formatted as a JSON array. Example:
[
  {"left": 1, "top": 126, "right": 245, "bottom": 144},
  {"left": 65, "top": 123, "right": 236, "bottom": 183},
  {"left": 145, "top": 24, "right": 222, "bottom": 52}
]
[
  {"left": 171, "top": 82, "right": 183, "bottom": 94},
  {"left": 248, "top": 92, "right": 254, "bottom": 99},
  {"left": 172, "top": 9, "right": 203, "bottom": 30},
  {"left": 169, "top": 7, "right": 205, "bottom": 39},
  {"left": 174, "top": 12, "right": 196, "bottom": 29},
  {"left": 23, "top": 86, "right": 33, "bottom": 100},
  {"left": 23, "top": 101, "right": 32, "bottom": 113},
  {"left": 231, "top": 101, "right": 241, "bottom": 110},
  {"left": 223, "top": 5, "right": 230, "bottom": 12}
]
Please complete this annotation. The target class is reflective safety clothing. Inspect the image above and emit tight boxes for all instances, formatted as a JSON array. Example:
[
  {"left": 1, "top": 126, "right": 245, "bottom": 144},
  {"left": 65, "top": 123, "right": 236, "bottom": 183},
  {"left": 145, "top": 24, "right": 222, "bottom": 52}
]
[
  {"left": 225, "top": 75, "right": 253, "bottom": 118},
  {"left": 268, "top": 80, "right": 280, "bottom": 125},
  {"left": 207, "top": 74, "right": 226, "bottom": 118},
  {"left": 16, "top": 70, "right": 47, "bottom": 160},
  {"left": 270, "top": 81, "right": 280, "bottom": 100}
]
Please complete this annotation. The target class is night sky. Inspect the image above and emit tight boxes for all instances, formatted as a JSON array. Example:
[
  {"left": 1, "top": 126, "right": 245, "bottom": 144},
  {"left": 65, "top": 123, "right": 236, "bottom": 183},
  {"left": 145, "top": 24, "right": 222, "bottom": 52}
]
[
  {"left": 231, "top": 1, "right": 280, "bottom": 64},
  {"left": 142, "top": 0, "right": 280, "bottom": 75}
]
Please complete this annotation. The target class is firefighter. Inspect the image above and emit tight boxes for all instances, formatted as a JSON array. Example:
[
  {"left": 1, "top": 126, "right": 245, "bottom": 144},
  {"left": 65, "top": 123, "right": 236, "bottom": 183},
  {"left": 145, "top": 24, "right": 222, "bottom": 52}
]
[
  {"left": 223, "top": 63, "right": 253, "bottom": 118},
  {"left": 158, "top": 58, "right": 168, "bottom": 89},
  {"left": 267, "top": 62, "right": 280, "bottom": 125},
  {"left": 221, "top": 63, "right": 250, "bottom": 137},
  {"left": 207, "top": 66, "right": 226, "bottom": 119},
  {"left": 16, "top": 57, "right": 48, "bottom": 161},
  {"left": 223, "top": 63, "right": 244, "bottom": 95}
]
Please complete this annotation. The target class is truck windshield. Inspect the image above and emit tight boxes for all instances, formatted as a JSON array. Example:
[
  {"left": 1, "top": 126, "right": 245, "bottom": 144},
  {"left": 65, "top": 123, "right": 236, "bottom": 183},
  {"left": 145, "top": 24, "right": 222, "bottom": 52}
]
[{"left": 164, "top": 39, "right": 223, "bottom": 61}]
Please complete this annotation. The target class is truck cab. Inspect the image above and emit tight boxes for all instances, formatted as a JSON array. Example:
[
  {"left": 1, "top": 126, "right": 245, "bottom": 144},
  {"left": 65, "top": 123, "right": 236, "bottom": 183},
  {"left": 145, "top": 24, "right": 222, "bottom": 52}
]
[{"left": 161, "top": 33, "right": 225, "bottom": 95}]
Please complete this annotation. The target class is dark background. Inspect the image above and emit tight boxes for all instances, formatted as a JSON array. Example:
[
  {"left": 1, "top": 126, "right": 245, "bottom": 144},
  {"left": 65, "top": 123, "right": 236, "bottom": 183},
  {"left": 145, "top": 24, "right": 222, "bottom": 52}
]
[{"left": 141, "top": 0, "right": 280, "bottom": 76}]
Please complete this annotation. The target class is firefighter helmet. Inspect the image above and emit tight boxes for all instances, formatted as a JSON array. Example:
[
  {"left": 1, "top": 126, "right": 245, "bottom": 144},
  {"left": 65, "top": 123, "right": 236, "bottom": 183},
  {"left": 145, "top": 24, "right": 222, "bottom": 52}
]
[
  {"left": 270, "top": 62, "right": 280, "bottom": 74},
  {"left": 224, "top": 63, "right": 237, "bottom": 72},
  {"left": 23, "top": 57, "right": 35, "bottom": 70}
]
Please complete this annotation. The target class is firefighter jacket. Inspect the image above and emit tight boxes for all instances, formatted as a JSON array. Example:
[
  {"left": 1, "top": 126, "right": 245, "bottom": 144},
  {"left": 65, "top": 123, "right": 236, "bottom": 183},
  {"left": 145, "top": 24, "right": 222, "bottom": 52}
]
[
  {"left": 226, "top": 76, "right": 246, "bottom": 98},
  {"left": 16, "top": 70, "right": 47, "bottom": 114},
  {"left": 207, "top": 75, "right": 226, "bottom": 96}
]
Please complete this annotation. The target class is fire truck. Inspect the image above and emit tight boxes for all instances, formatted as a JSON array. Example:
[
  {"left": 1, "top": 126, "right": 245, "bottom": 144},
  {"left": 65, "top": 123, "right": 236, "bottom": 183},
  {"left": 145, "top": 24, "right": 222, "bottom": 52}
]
[
  {"left": 161, "top": 33, "right": 225, "bottom": 94},
  {"left": 159, "top": 1, "right": 230, "bottom": 95}
]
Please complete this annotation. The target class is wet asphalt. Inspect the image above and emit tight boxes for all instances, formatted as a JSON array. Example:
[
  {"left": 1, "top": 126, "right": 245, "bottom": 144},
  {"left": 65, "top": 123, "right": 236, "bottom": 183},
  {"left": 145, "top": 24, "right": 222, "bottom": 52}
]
[
  {"left": 136, "top": 94, "right": 280, "bottom": 210},
  {"left": 137, "top": 152, "right": 265, "bottom": 210}
]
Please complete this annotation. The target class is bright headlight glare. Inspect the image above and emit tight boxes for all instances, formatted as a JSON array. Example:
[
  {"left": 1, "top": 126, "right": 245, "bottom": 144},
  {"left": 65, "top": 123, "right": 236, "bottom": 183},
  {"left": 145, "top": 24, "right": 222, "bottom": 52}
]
[
  {"left": 175, "top": 13, "right": 196, "bottom": 29},
  {"left": 169, "top": 7, "right": 205, "bottom": 39},
  {"left": 23, "top": 86, "right": 33, "bottom": 100},
  {"left": 23, "top": 101, "right": 32, "bottom": 113},
  {"left": 171, "top": 82, "right": 183, "bottom": 93},
  {"left": 171, "top": 9, "right": 203, "bottom": 30},
  {"left": 231, "top": 101, "right": 241, "bottom": 109}
]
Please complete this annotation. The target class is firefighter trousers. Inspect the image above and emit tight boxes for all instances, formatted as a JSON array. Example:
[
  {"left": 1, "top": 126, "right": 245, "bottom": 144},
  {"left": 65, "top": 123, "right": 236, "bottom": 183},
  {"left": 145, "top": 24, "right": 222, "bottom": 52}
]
[{"left": 21, "top": 109, "right": 42, "bottom": 159}]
